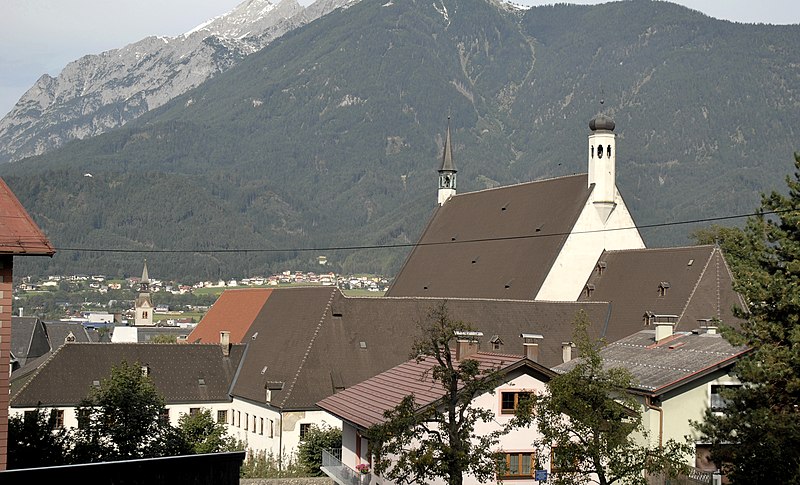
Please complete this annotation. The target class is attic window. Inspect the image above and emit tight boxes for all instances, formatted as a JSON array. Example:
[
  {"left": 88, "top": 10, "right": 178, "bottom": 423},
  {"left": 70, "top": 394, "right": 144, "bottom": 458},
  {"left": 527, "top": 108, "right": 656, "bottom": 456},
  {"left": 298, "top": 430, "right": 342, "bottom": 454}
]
[
  {"left": 596, "top": 261, "right": 607, "bottom": 275},
  {"left": 489, "top": 335, "right": 503, "bottom": 351},
  {"left": 198, "top": 378, "right": 206, "bottom": 386},
  {"left": 584, "top": 284, "right": 595, "bottom": 298},
  {"left": 643, "top": 311, "right": 655, "bottom": 326},
  {"left": 451, "top": 235, "right": 457, "bottom": 241},
  {"left": 535, "top": 224, "right": 544, "bottom": 233},
  {"left": 332, "top": 311, "right": 343, "bottom": 317},
  {"left": 658, "top": 282, "right": 671, "bottom": 297},
  {"left": 423, "top": 285, "right": 429, "bottom": 291},
  {"left": 359, "top": 341, "right": 367, "bottom": 349},
  {"left": 501, "top": 203, "right": 509, "bottom": 212},
  {"left": 688, "top": 259, "right": 694, "bottom": 266},
  {"left": 92, "top": 380, "right": 101, "bottom": 387}
]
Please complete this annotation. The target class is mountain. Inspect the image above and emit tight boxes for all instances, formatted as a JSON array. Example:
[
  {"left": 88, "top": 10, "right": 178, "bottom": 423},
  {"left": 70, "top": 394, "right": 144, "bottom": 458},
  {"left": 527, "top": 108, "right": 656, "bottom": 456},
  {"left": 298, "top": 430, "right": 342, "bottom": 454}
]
[
  {"left": 2, "top": 0, "right": 799, "bottom": 281},
  {"left": 0, "top": 0, "right": 356, "bottom": 164}
]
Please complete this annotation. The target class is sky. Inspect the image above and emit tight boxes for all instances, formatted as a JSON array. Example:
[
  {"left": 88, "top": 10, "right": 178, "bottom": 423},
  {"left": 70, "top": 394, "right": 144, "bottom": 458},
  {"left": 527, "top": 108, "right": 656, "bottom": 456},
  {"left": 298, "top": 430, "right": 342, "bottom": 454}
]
[{"left": 2, "top": 0, "right": 800, "bottom": 118}]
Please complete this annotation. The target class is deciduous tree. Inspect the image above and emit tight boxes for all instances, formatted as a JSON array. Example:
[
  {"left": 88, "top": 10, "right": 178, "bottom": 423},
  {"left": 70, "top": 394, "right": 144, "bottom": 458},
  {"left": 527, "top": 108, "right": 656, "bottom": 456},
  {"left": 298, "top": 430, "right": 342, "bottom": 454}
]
[
  {"left": 520, "top": 311, "right": 690, "bottom": 485},
  {"left": 368, "top": 303, "right": 506, "bottom": 485}
]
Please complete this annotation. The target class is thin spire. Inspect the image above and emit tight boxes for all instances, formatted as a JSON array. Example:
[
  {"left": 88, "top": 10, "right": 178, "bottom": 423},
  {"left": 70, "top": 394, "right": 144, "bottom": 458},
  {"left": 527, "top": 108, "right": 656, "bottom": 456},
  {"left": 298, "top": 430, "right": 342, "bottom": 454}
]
[
  {"left": 141, "top": 259, "right": 149, "bottom": 284},
  {"left": 440, "top": 117, "right": 457, "bottom": 173}
]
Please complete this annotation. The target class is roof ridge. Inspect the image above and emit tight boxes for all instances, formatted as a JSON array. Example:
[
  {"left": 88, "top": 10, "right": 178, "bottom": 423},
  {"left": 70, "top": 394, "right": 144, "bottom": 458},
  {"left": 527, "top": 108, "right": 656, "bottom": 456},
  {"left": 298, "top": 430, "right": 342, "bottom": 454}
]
[
  {"left": 676, "top": 248, "right": 716, "bottom": 329},
  {"left": 347, "top": 295, "right": 609, "bottom": 305},
  {"left": 603, "top": 244, "right": 716, "bottom": 255},
  {"left": 12, "top": 341, "right": 70, "bottom": 402},
  {"left": 449, "top": 173, "right": 586, "bottom": 198},
  {"left": 279, "top": 288, "right": 337, "bottom": 408}
]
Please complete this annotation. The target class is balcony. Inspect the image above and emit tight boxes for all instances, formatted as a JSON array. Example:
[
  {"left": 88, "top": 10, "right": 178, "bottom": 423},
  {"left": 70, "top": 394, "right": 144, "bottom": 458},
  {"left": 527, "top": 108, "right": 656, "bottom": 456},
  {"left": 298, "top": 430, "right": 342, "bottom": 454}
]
[{"left": 321, "top": 448, "right": 368, "bottom": 485}]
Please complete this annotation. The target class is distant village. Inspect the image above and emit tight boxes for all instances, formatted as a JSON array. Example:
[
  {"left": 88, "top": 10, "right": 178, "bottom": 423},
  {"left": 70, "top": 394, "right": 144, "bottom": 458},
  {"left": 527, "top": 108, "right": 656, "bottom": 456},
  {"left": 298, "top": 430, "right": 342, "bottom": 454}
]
[{"left": 14, "top": 269, "right": 391, "bottom": 325}]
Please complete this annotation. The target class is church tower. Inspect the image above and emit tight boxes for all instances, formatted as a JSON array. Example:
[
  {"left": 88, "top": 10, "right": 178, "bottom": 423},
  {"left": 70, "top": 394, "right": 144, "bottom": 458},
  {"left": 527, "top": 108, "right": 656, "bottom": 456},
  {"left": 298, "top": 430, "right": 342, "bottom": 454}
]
[
  {"left": 438, "top": 118, "right": 457, "bottom": 206},
  {"left": 587, "top": 108, "right": 617, "bottom": 223},
  {"left": 134, "top": 260, "right": 154, "bottom": 327}
]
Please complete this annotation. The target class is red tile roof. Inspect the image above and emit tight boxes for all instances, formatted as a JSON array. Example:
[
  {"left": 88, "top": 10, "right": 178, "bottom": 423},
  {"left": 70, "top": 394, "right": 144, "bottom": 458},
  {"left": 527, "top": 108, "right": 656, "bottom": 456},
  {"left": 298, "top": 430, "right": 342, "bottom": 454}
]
[
  {"left": 0, "top": 178, "right": 54, "bottom": 255},
  {"left": 187, "top": 288, "right": 273, "bottom": 343},
  {"left": 318, "top": 351, "right": 554, "bottom": 430}
]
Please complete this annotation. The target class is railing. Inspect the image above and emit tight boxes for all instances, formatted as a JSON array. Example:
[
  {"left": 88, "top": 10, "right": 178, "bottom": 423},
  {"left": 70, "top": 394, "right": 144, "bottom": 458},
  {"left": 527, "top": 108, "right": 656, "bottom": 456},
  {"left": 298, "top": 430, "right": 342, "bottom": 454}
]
[
  {"left": 649, "top": 466, "right": 718, "bottom": 485},
  {"left": 320, "top": 448, "right": 366, "bottom": 485}
]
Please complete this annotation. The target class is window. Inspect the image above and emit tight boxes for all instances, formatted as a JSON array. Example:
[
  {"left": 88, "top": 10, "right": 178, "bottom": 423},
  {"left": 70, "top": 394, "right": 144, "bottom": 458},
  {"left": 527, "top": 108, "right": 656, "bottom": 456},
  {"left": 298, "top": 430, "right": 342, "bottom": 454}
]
[
  {"left": 501, "top": 452, "right": 535, "bottom": 478},
  {"left": 160, "top": 409, "right": 170, "bottom": 425},
  {"left": 77, "top": 408, "right": 91, "bottom": 429},
  {"left": 230, "top": 408, "right": 235, "bottom": 425},
  {"left": 237, "top": 411, "right": 241, "bottom": 428},
  {"left": 500, "top": 391, "right": 532, "bottom": 414},
  {"left": 259, "top": 417, "right": 264, "bottom": 435},
  {"left": 217, "top": 410, "right": 228, "bottom": 424},
  {"left": 50, "top": 409, "right": 65, "bottom": 429},
  {"left": 300, "top": 423, "right": 312, "bottom": 440},
  {"left": 269, "top": 419, "right": 274, "bottom": 438},
  {"left": 711, "top": 384, "right": 741, "bottom": 411},
  {"left": 245, "top": 413, "right": 249, "bottom": 431}
]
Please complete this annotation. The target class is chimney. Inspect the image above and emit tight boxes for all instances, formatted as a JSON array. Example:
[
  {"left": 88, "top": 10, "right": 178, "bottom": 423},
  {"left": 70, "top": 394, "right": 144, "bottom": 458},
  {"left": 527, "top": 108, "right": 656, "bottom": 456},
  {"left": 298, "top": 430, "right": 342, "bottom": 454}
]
[
  {"left": 653, "top": 315, "right": 678, "bottom": 341},
  {"left": 698, "top": 319, "right": 718, "bottom": 335},
  {"left": 521, "top": 333, "right": 544, "bottom": 362},
  {"left": 454, "top": 331, "right": 482, "bottom": 360},
  {"left": 561, "top": 342, "right": 575, "bottom": 363},
  {"left": 220, "top": 330, "right": 231, "bottom": 357}
]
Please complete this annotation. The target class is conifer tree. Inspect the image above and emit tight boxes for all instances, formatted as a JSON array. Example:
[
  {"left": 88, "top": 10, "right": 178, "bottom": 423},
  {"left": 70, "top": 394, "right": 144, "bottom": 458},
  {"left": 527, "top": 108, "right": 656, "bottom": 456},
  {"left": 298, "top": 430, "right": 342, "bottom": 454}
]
[{"left": 695, "top": 153, "right": 800, "bottom": 483}]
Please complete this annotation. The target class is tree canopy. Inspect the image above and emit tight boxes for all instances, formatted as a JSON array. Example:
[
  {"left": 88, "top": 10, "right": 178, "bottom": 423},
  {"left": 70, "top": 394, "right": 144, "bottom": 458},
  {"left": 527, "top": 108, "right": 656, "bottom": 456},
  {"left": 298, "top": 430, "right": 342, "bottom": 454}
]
[
  {"left": 519, "top": 310, "right": 690, "bottom": 485},
  {"left": 368, "top": 303, "right": 506, "bottom": 485},
  {"left": 694, "top": 153, "right": 800, "bottom": 483}
]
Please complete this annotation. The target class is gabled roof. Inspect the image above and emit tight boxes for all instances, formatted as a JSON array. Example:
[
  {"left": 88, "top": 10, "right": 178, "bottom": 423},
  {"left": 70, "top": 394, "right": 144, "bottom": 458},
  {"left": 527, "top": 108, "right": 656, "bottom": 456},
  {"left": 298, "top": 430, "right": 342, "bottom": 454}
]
[
  {"left": 578, "top": 245, "right": 746, "bottom": 336},
  {"left": 318, "top": 352, "right": 554, "bottom": 430},
  {"left": 554, "top": 329, "right": 750, "bottom": 396},
  {"left": 386, "top": 174, "right": 592, "bottom": 300},
  {"left": 11, "top": 316, "right": 50, "bottom": 366},
  {"left": 11, "top": 343, "right": 245, "bottom": 407},
  {"left": 0, "top": 178, "right": 55, "bottom": 255},
  {"left": 187, "top": 288, "right": 273, "bottom": 343},
  {"left": 230, "top": 286, "right": 611, "bottom": 410}
]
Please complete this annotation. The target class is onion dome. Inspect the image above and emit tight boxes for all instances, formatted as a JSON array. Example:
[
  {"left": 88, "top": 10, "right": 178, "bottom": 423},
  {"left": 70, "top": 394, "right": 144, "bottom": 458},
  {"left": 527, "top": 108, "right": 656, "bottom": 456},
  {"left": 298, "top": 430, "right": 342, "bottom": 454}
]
[{"left": 589, "top": 114, "right": 615, "bottom": 132}]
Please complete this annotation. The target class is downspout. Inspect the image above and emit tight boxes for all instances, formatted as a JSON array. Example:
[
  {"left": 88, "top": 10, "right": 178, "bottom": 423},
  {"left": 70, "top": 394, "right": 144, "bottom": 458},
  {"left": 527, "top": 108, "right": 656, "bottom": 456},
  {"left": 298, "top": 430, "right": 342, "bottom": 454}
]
[{"left": 645, "top": 396, "right": 663, "bottom": 447}]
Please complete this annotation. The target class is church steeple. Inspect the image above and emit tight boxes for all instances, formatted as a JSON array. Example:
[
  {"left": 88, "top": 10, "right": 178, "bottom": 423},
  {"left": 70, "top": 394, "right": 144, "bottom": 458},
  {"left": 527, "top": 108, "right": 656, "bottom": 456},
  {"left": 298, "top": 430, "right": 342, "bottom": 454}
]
[
  {"left": 438, "top": 118, "right": 457, "bottom": 206},
  {"left": 135, "top": 259, "right": 154, "bottom": 326},
  {"left": 587, "top": 104, "right": 617, "bottom": 223}
]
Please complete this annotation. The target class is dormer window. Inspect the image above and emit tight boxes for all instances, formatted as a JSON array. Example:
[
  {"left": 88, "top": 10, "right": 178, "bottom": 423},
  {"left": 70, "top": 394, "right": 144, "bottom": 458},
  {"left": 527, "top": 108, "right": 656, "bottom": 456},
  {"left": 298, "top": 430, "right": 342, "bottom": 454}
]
[
  {"left": 584, "top": 284, "right": 595, "bottom": 298},
  {"left": 489, "top": 335, "right": 504, "bottom": 351},
  {"left": 658, "top": 282, "right": 671, "bottom": 297},
  {"left": 596, "top": 261, "right": 607, "bottom": 275},
  {"left": 643, "top": 311, "right": 655, "bottom": 326}
]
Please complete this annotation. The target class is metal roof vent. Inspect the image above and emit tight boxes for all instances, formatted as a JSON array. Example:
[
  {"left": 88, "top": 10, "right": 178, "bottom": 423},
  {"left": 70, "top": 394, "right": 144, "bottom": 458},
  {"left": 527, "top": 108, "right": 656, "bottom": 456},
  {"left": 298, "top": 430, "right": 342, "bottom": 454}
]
[{"left": 198, "top": 377, "right": 206, "bottom": 386}]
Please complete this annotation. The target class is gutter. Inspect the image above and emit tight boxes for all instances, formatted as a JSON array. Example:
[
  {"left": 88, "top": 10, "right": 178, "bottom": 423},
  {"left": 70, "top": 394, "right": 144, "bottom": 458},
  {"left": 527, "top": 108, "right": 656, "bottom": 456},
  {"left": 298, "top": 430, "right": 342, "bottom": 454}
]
[{"left": 645, "top": 395, "right": 663, "bottom": 448}]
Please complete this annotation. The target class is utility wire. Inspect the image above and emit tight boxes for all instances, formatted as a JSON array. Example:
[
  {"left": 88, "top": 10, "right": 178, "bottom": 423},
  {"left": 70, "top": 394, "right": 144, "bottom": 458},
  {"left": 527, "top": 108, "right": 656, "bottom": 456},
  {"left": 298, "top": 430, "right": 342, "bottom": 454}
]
[{"left": 22, "top": 207, "right": 798, "bottom": 255}]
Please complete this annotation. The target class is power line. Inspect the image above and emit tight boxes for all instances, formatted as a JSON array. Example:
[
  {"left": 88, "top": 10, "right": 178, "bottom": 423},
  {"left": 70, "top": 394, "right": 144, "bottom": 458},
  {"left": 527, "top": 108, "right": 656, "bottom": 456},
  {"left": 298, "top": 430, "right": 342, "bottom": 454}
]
[{"left": 34, "top": 207, "right": 797, "bottom": 255}]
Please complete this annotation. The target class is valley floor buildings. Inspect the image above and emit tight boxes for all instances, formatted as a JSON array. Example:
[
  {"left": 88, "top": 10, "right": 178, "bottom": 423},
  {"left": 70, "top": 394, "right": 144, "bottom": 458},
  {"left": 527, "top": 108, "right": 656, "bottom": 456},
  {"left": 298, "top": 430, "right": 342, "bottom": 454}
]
[{"left": 9, "top": 115, "right": 746, "bottom": 481}]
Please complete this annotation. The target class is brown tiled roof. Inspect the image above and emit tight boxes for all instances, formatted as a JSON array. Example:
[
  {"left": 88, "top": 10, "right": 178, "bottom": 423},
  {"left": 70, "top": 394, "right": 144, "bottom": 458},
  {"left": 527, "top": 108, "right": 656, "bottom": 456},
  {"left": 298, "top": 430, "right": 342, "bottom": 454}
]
[
  {"left": 0, "top": 178, "right": 55, "bottom": 255},
  {"left": 11, "top": 343, "right": 244, "bottom": 407},
  {"left": 318, "top": 352, "right": 554, "bottom": 430},
  {"left": 578, "top": 245, "right": 746, "bottom": 336},
  {"left": 554, "top": 330, "right": 750, "bottom": 395},
  {"left": 386, "top": 175, "right": 592, "bottom": 300},
  {"left": 187, "top": 288, "right": 273, "bottom": 343},
  {"left": 231, "top": 287, "right": 611, "bottom": 410}
]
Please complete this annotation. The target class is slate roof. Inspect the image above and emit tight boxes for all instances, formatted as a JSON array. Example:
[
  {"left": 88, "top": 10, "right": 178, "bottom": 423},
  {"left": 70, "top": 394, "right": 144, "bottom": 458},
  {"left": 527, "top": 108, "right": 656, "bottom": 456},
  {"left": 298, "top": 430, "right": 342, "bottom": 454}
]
[
  {"left": 553, "top": 329, "right": 750, "bottom": 396},
  {"left": 578, "top": 245, "right": 747, "bottom": 336},
  {"left": 228, "top": 286, "right": 611, "bottom": 410},
  {"left": 386, "top": 174, "right": 592, "bottom": 300},
  {"left": 11, "top": 343, "right": 245, "bottom": 407},
  {"left": 319, "top": 352, "right": 553, "bottom": 430},
  {"left": 0, "top": 178, "right": 54, "bottom": 255},
  {"left": 187, "top": 288, "right": 273, "bottom": 344},
  {"left": 11, "top": 317, "right": 50, "bottom": 367}
]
